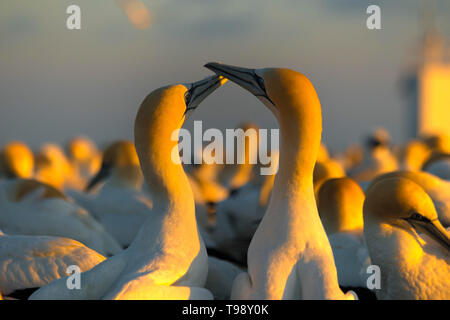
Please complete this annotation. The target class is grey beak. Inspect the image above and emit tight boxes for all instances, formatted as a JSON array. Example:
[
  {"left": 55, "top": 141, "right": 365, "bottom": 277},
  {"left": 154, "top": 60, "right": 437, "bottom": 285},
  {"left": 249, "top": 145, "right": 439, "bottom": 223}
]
[
  {"left": 204, "top": 62, "right": 273, "bottom": 105},
  {"left": 408, "top": 217, "right": 450, "bottom": 252}
]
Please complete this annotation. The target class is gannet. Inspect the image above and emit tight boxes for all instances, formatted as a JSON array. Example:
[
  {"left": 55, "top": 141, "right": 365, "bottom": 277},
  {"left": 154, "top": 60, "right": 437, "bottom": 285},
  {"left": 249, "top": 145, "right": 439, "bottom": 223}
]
[
  {"left": 369, "top": 171, "right": 450, "bottom": 227},
  {"left": 363, "top": 177, "right": 450, "bottom": 299},
  {"left": 423, "top": 153, "right": 450, "bottom": 181},
  {"left": 0, "top": 141, "right": 34, "bottom": 179},
  {"left": 35, "top": 143, "right": 85, "bottom": 191},
  {"left": 206, "top": 62, "right": 355, "bottom": 300},
  {"left": 400, "top": 140, "right": 431, "bottom": 171},
  {"left": 349, "top": 129, "right": 398, "bottom": 182},
  {"left": 313, "top": 159, "right": 346, "bottom": 198},
  {"left": 67, "top": 136, "right": 101, "bottom": 183},
  {"left": 0, "top": 229, "right": 105, "bottom": 299},
  {"left": 0, "top": 179, "right": 121, "bottom": 256},
  {"left": 30, "top": 74, "right": 226, "bottom": 300},
  {"left": 75, "top": 140, "right": 150, "bottom": 247},
  {"left": 317, "top": 178, "right": 372, "bottom": 292}
]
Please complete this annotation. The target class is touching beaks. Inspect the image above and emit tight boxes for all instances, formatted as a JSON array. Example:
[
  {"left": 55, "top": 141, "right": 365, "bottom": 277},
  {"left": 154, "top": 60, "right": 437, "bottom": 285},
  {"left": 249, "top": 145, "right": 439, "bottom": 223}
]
[
  {"left": 183, "top": 75, "right": 227, "bottom": 115},
  {"left": 204, "top": 62, "right": 273, "bottom": 106},
  {"left": 405, "top": 214, "right": 450, "bottom": 252},
  {"left": 85, "top": 162, "right": 112, "bottom": 192}
]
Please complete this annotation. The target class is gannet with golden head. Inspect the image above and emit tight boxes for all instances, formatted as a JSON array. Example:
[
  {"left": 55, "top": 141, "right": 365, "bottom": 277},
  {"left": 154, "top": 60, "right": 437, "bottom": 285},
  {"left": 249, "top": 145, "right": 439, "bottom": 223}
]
[
  {"left": 0, "top": 179, "right": 121, "bottom": 256},
  {"left": 0, "top": 229, "right": 105, "bottom": 299},
  {"left": 206, "top": 62, "right": 355, "bottom": 300},
  {"left": 30, "top": 75, "right": 226, "bottom": 300},
  {"left": 313, "top": 160, "right": 346, "bottom": 199},
  {"left": 35, "top": 143, "right": 84, "bottom": 191},
  {"left": 0, "top": 142, "right": 34, "bottom": 179},
  {"left": 317, "top": 178, "right": 372, "bottom": 291},
  {"left": 363, "top": 177, "right": 450, "bottom": 299},
  {"left": 369, "top": 171, "right": 450, "bottom": 227},
  {"left": 67, "top": 136, "right": 101, "bottom": 182}
]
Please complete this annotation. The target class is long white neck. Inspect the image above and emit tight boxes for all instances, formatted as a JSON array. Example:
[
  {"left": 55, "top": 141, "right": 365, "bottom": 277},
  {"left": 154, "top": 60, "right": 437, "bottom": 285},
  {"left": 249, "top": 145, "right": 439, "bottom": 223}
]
[
  {"left": 267, "top": 94, "right": 322, "bottom": 224},
  {"left": 131, "top": 89, "right": 198, "bottom": 248}
]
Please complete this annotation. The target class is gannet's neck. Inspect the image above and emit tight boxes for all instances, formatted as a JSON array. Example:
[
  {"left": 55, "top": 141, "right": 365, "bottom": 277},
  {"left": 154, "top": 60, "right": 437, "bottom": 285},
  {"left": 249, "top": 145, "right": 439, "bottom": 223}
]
[
  {"left": 134, "top": 87, "right": 195, "bottom": 220},
  {"left": 364, "top": 220, "right": 424, "bottom": 270},
  {"left": 268, "top": 84, "right": 322, "bottom": 217}
]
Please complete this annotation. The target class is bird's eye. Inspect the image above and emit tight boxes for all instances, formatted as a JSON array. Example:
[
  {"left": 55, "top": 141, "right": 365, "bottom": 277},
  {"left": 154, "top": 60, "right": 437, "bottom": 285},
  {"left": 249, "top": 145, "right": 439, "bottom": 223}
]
[
  {"left": 256, "top": 76, "right": 266, "bottom": 91},
  {"left": 184, "top": 90, "right": 192, "bottom": 105},
  {"left": 410, "top": 212, "right": 428, "bottom": 222}
]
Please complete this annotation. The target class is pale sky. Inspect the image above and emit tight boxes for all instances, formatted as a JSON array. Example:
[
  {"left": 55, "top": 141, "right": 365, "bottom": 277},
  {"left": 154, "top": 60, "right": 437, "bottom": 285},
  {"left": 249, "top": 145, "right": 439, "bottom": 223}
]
[{"left": 1, "top": 0, "right": 450, "bottom": 153}]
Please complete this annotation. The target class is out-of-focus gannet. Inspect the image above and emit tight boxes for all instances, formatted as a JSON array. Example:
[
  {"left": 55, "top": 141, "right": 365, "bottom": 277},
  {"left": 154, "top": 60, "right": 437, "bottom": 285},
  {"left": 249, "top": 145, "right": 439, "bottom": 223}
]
[
  {"left": 77, "top": 141, "right": 149, "bottom": 248},
  {"left": 206, "top": 62, "right": 355, "bottom": 300},
  {"left": 67, "top": 136, "right": 101, "bottom": 183},
  {"left": 0, "top": 179, "right": 121, "bottom": 256},
  {"left": 349, "top": 129, "right": 398, "bottom": 182},
  {"left": 30, "top": 75, "right": 226, "bottom": 300},
  {"left": 0, "top": 142, "right": 34, "bottom": 179},
  {"left": 35, "top": 143, "right": 85, "bottom": 191},
  {"left": 0, "top": 229, "right": 105, "bottom": 299},
  {"left": 422, "top": 153, "right": 450, "bottom": 181},
  {"left": 313, "top": 160, "right": 346, "bottom": 198},
  {"left": 363, "top": 177, "right": 450, "bottom": 299},
  {"left": 317, "top": 178, "right": 372, "bottom": 291}
]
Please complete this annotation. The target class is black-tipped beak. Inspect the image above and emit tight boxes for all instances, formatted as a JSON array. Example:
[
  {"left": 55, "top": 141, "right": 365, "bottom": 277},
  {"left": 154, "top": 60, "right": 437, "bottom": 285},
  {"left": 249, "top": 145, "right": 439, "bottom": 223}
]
[
  {"left": 407, "top": 217, "right": 450, "bottom": 252},
  {"left": 85, "top": 163, "right": 111, "bottom": 192},
  {"left": 204, "top": 62, "right": 273, "bottom": 106},
  {"left": 184, "top": 75, "right": 227, "bottom": 115}
]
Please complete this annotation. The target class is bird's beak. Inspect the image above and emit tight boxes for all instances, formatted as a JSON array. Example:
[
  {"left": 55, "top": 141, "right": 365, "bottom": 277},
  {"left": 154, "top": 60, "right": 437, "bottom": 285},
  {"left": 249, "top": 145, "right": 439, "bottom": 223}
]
[
  {"left": 85, "top": 162, "right": 111, "bottom": 192},
  {"left": 204, "top": 62, "right": 273, "bottom": 105},
  {"left": 407, "top": 216, "right": 450, "bottom": 252},
  {"left": 184, "top": 75, "right": 227, "bottom": 114}
]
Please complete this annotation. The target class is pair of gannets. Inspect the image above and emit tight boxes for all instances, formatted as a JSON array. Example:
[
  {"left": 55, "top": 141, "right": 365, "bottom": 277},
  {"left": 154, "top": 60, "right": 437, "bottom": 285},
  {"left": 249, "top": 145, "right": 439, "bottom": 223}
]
[
  {"left": 31, "top": 75, "right": 227, "bottom": 299},
  {"left": 0, "top": 179, "right": 121, "bottom": 256}
]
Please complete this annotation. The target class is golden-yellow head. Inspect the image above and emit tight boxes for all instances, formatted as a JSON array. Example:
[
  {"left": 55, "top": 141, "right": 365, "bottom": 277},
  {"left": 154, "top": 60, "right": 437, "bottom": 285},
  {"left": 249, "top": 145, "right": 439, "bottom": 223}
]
[
  {"left": 364, "top": 176, "right": 450, "bottom": 251},
  {"left": 68, "top": 136, "right": 98, "bottom": 162},
  {"left": 85, "top": 140, "right": 139, "bottom": 191},
  {"left": 318, "top": 177, "right": 365, "bottom": 234},
  {"left": 1, "top": 141, "right": 34, "bottom": 179}
]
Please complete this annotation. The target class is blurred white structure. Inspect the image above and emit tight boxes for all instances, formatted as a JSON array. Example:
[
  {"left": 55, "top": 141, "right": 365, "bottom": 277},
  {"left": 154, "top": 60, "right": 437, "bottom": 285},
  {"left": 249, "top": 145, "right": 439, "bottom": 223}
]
[{"left": 403, "top": 5, "right": 450, "bottom": 139}]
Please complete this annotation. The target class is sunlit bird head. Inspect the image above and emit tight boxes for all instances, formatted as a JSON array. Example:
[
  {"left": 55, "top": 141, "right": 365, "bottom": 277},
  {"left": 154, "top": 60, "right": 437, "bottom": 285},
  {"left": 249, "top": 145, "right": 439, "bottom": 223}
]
[
  {"left": 68, "top": 136, "right": 98, "bottom": 163},
  {"left": 205, "top": 62, "right": 321, "bottom": 122},
  {"left": 1, "top": 141, "right": 34, "bottom": 179},
  {"left": 85, "top": 140, "right": 139, "bottom": 192},
  {"left": 318, "top": 177, "right": 365, "bottom": 234},
  {"left": 364, "top": 176, "right": 450, "bottom": 252}
]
